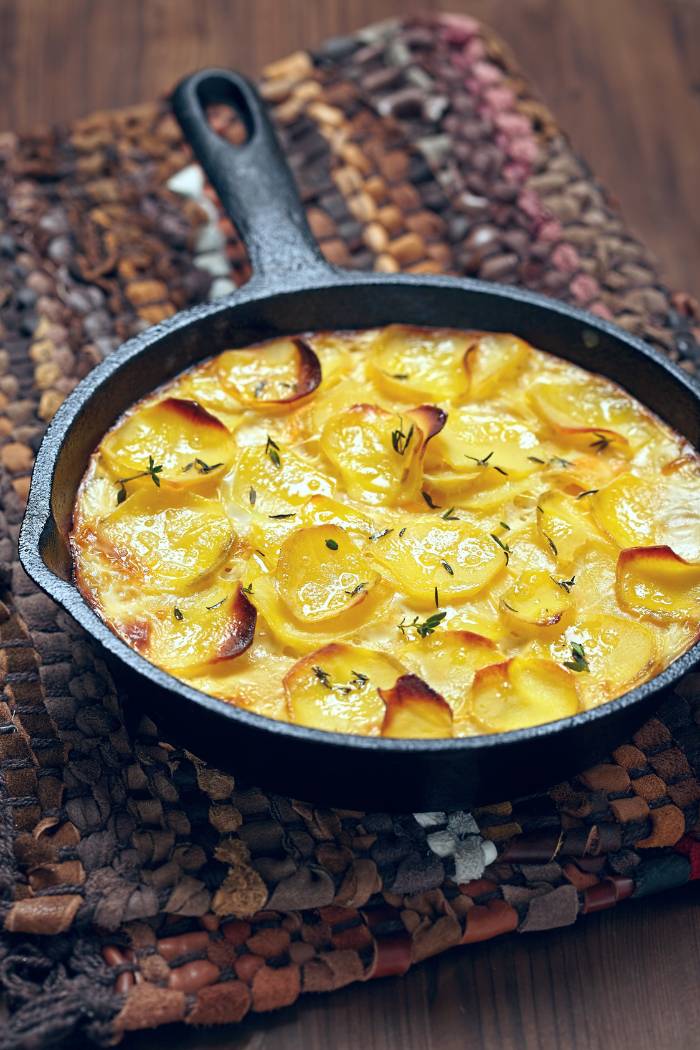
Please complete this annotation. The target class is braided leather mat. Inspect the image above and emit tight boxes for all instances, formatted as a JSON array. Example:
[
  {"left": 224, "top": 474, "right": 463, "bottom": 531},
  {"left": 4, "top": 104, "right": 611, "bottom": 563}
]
[{"left": 1, "top": 13, "right": 699, "bottom": 1048}]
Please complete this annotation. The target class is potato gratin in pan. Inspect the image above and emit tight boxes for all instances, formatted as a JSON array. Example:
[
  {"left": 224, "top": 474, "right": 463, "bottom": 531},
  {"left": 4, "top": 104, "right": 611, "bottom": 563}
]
[{"left": 19, "top": 70, "right": 700, "bottom": 810}]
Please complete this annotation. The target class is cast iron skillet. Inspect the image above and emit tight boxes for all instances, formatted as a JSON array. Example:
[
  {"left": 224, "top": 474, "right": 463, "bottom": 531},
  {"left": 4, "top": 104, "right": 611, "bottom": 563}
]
[{"left": 19, "top": 69, "right": 700, "bottom": 812}]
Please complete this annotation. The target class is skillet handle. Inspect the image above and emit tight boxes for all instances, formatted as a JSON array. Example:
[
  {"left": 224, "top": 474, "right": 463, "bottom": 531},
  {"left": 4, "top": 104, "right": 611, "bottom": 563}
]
[{"left": 171, "top": 69, "right": 332, "bottom": 284}]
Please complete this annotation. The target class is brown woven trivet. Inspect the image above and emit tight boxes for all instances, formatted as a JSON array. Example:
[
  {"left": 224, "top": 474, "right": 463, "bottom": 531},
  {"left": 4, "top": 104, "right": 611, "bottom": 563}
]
[{"left": 0, "top": 13, "right": 699, "bottom": 1049}]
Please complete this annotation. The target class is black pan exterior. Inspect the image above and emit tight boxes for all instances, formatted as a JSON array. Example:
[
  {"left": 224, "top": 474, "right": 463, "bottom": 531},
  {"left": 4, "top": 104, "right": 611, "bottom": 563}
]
[
  {"left": 19, "top": 269, "right": 700, "bottom": 811},
  {"left": 19, "top": 69, "right": 700, "bottom": 811}
]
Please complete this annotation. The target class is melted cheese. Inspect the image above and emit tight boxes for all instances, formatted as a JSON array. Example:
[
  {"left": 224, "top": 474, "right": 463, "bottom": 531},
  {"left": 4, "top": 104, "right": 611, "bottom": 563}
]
[{"left": 71, "top": 327, "right": 700, "bottom": 738}]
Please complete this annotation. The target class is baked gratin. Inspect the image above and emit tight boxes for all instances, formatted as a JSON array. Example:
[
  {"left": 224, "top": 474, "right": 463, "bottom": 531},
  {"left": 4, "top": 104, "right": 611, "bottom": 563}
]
[{"left": 71, "top": 327, "right": 700, "bottom": 738}]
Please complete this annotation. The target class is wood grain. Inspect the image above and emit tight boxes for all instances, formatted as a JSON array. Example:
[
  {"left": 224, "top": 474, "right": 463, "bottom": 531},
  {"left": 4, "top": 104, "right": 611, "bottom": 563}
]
[{"left": 1, "top": 2, "right": 699, "bottom": 1047}]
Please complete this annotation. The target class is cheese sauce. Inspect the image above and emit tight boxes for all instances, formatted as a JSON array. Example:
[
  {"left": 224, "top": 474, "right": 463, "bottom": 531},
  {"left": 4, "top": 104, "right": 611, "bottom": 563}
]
[{"left": 71, "top": 327, "right": 700, "bottom": 738}]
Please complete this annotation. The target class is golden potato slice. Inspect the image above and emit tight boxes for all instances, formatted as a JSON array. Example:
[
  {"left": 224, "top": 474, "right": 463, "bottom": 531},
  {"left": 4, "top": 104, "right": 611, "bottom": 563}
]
[
  {"left": 284, "top": 643, "right": 404, "bottom": 733},
  {"left": 229, "top": 443, "right": 334, "bottom": 511},
  {"left": 321, "top": 403, "right": 425, "bottom": 505},
  {"left": 217, "top": 336, "right": 321, "bottom": 409},
  {"left": 124, "top": 584, "right": 257, "bottom": 673},
  {"left": 300, "top": 495, "right": 373, "bottom": 542},
  {"left": 470, "top": 656, "right": 580, "bottom": 732},
  {"left": 464, "top": 332, "right": 530, "bottom": 400},
  {"left": 500, "top": 569, "right": 572, "bottom": 629},
  {"left": 370, "top": 324, "right": 471, "bottom": 401},
  {"left": 529, "top": 376, "right": 647, "bottom": 448},
  {"left": 398, "top": 630, "right": 498, "bottom": 718},
  {"left": 426, "top": 411, "right": 542, "bottom": 480},
  {"left": 592, "top": 473, "right": 656, "bottom": 549},
  {"left": 251, "top": 573, "right": 394, "bottom": 653},
  {"left": 536, "top": 490, "right": 601, "bottom": 564},
  {"left": 276, "top": 525, "right": 380, "bottom": 623},
  {"left": 101, "top": 397, "right": 234, "bottom": 486},
  {"left": 169, "top": 365, "right": 242, "bottom": 428},
  {"left": 380, "top": 674, "right": 453, "bottom": 738},
  {"left": 371, "top": 520, "right": 505, "bottom": 607},
  {"left": 549, "top": 614, "right": 657, "bottom": 701},
  {"left": 95, "top": 488, "right": 234, "bottom": 590},
  {"left": 616, "top": 546, "right": 700, "bottom": 623}
]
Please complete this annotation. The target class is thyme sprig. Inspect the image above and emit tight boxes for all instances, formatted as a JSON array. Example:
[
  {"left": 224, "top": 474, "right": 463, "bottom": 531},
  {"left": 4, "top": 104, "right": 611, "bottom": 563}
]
[
  {"left": 465, "top": 450, "right": 509, "bottom": 476},
  {"left": 421, "top": 490, "right": 441, "bottom": 509},
  {"left": 589, "top": 432, "right": 611, "bottom": 453},
  {"left": 490, "top": 532, "right": 511, "bottom": 564},
  {"left": 391, "top": 418, "right": 415, "bottom": 456},
  {"left": 397, "top": 610, "right": 447, "bottom": 639},
  {"left": 552, "top": 575, "right": 576, "bottom": 593},
  {"left": 182, "top": 458, "right": 223, "bottom": 474},
  {"left": 116, "top": 455, "right": 163, "bottom": 503}
]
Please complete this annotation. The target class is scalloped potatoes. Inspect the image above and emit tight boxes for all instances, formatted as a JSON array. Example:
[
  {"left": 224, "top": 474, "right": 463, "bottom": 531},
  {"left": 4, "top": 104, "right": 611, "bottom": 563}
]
[{"left": 71, "top": 327, "right": 700, "bottom": 738}]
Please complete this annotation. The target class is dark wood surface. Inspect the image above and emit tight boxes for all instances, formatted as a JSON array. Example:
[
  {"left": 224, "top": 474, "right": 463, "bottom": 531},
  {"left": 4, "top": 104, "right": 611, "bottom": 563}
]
[{"left": 2, "top": 3, "right": 699, "bottom": 1048}]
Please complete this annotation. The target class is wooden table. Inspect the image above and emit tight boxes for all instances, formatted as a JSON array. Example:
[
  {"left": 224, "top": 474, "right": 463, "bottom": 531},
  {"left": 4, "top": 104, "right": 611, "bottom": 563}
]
[{"left": 1, "top": 2, "right": 698, "bottom": 1048}]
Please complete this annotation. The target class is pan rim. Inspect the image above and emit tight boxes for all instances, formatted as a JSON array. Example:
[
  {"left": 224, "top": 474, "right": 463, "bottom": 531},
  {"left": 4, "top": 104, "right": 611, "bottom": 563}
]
[{"left": 19, "top": 269, "right": 700, "bottom": 757}]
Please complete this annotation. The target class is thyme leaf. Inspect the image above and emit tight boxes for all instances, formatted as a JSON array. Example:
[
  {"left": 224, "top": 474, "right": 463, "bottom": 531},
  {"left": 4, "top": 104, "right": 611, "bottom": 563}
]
[
  {"left": 391, "top": 418, "right": 415, "bottom": 456},
  {"left": 490, "top": 532, "right": 511, "bottom": 564},
  {"left": 173, "top": 606, "right": 184, "bottom": 621},
  {"left": 265, "top": 434, "right": 281, "bottom": 468},
  {"left": 116, "top": 455, "right": 163, "bottom": 502},
  {"left": 421, "top": 490, "right": 441, "bottom": 509},
  {"left": 441, "top": 507, "right": 459, "bottom": 520},
  {"left": 564, "top": 641, "right": 589, "bottom": 673},
  {"left": 552, "top": 575, "right": 576, "bottom": 593},
  {"left": 589, "top": 432, "right": 611, "bottom": 453},
  {"left": 441, "top": 560, "right": 454, "bottom": 576},
  {"left": 576, "top": 489, "right": 599, "bottom": 499},
  {"left": 325, "top": 538, "right": 339, "bottom": 551}
]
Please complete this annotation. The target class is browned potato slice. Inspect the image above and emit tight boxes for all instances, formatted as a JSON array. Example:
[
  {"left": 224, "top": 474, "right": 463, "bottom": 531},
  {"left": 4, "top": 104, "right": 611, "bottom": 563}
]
[
  {"left": 93, "top": 488, "right": 234, "bottom": 590},
  {"left": 371, "top": 519, "right": 505, "bottom": 607},
  {"left": 217, "top": 337, "right": 321, "bottom": 409},
  {"left": 463, "top": 333, "right": 530, "bottom": 400},
  {"left": 529, "top": 376, "right": 649, "bottom": 449},
  {"left": 616, "top": 546, "right": 700, "bottom": 623},
  {"left": 284, "top": 643, "right": 404, "bottom": 733},
  {"left": 370, "top": 325, "right": 472, "bottom": 401},
  {"left": 122, "top": 583, "right": 256, "bottom": 673},
  {"left": 276, "top": 525, "right": 380, "bottom": 623},
  {"left": 380, "top": 674, "right": 453, "bottom": 738},
  {"left": 101, "top": 397, "right": 234, "bottom": 485},
  {"left": 398, "top": 630, "right": 498, "bottom": 718},
  {"left": 500, "top": 570, "right": 572, "bottom": 629},
  {"left": 470, "top": 656, "right": 580, "bottom": 732}
]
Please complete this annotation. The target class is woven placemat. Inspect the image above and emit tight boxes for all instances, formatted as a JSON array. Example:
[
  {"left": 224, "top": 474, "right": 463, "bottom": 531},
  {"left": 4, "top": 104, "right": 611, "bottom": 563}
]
[{"left": 1, "top": 12, "right": 699, "bottom": 1048}]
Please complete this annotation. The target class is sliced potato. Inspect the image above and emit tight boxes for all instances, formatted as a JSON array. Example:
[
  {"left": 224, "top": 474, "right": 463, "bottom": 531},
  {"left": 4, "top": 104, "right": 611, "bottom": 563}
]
[
  {"left": 217, "top": 336, "right": 321, "bottom": 409},
  {"left": 94, "top": 488, "right": 234, "bottom": 590},
  {"left": 464, "top": 332, "right": 530, "bottom": 400},
  {"left": 549, "top": 614, "right": 657, "bottom": 701},
  {"left": 398, "top": 630, "right": 498, "bottom": 718},
  {"left": 655, "top": 477, "right": 700, "bottom": 562},
  {"left": 529, "top": 376, "right": 647, "bottom": 447},
  {"left": 470, "top": 656, "right": 580, "bottom": 732},
  {"left": 251, "top": 573, "right": 393, "bottom": 653},
  {"left": 300, "top": 495, "right": 373, "bottom": 542},
  {"left": 229, "top": 444, "right": 334, "bottom": 511},
  {"left": 426, "top": 411, "right": 542, "bottom": 480},
  {"left": 276, "top": 525, "right": 379, "bottom": 623},
  {"left": 321, "top": 403, "right": 424, "bottom": 505},
  {"left": 380, "top": 674, "right": 453, "bottom": 738},
  {"left": 500, "top": 569, "right": 572, "bottom": 629},
  {"left": 370, "top": 325, "right": 471, "bottom": 401},
  {"left": 101, "top": 397, "right": 234, "bottom": 485},
  {"left": 592, "top": 473, "right": 656, "bottom": 548},
  {"left": 616, "top": 546, "right": 700, "bottom": 622},
  {"left": 371, "top": 519, "right": 505, "bottom": 607},
  {"left": 536, "top": 490, "right": 601, "bottom": 564},
  {"left": 284, "top": 643, "right": 404, "bottom": 733},
  {"left": 123, "top": 583, "right": 256, "bottom": 673}
]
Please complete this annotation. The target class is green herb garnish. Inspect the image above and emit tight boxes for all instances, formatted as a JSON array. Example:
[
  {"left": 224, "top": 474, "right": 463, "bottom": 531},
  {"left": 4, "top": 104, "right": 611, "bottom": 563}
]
[
  {"left": 397, "top": 611, "right": 447, "bottom": 639},
  {"left": 345, "top": 581, "right": 368, "bottom": 597},
  {"left": 268, "top": 512, "right": 296, "bottom": 519},
  {"left": 249, "top": 486, "right": 257, "bottom": 506},
  {"left": 576, "top": 489, "right": 599, "bottom": 499},
  {"left": 490, "top": 533, "right": 511, "bottom": 564},
  {"left": 589, "top": 433, "right": 611, "bottom": 453},
  {"left": 173, "top": 606, "right": 184, "bottom": 621},
  {"left": 265, "top": 434, "right": 281, "bottom": 468},
  {"left": 116, "top": 455, "right": 163, "bottom": 503},
  {"left": 369, "top": 528, "right": 393, "bottom": 541},
  {"left": 441, "top": 560, "right": 454, "bottom": 576},
  {"left": 391, "top": 418, "right": 415, "bottom": 456},
  {"left": 421, "top": 490, "right": 441, "bottom": 509},
  {"left": 206, "top": 598, "right": 225, "bottom": 610},
  {"left": 564, "top": 641, "right": 589, "bottom": 673},
  {"left": 441, "top": 507, "right": 459, "bottom": 520},
  {"left": 552, "top": 575, "right": 576, "bottom": 593}
]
